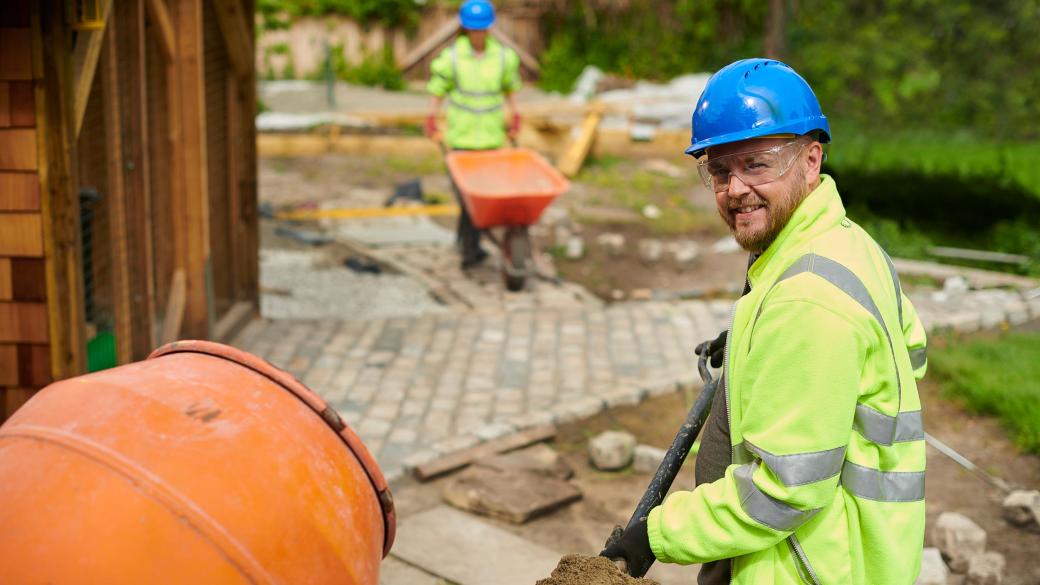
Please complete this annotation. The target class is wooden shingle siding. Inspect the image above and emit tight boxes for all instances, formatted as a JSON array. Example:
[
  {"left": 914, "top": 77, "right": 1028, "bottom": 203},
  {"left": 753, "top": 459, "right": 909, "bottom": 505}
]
[
  {"left": 0, "top": 344, "right": 15, "bottom": 385},
  {"left": 0, "top": 258, "right": 10, "bottom": 300},
  {"left": 0, "top": 128, "right": 37, "bottom": 170},
  {"left": 0, "top": 172, "right": 40, "bottom": 210},
  {"left": 0, "top": 301, "right": 48, "bottom": 343},
  {"left": 0, "top": 213, "right": 43, "bottom": 256},
  {"left": 0, "top": 28, "right": 33, "bottom": 80}
]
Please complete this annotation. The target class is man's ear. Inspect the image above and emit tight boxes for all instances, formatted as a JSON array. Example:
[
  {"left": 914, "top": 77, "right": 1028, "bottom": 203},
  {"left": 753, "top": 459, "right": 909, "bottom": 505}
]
[{"left": 804, "top": 141, "right": 823, "bottom": 186}]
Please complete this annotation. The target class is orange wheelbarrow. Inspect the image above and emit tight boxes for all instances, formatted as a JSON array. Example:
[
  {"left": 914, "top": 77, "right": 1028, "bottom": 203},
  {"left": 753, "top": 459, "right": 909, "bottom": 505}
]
[{"left": 446, "top": 148, "right": 570, "bottom": 291}]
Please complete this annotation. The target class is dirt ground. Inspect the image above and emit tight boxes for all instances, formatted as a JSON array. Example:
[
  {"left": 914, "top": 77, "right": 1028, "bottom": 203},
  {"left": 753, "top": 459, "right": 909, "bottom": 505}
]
[{"left": 393, "top": 372, "right": 1040, "bottom": 585}]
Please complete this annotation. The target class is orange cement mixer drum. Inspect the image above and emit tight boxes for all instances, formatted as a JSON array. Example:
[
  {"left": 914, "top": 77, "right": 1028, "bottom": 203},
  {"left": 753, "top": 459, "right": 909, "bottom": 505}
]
[{"left": 0, "top": 341, "right": 395, "bottom": 585}]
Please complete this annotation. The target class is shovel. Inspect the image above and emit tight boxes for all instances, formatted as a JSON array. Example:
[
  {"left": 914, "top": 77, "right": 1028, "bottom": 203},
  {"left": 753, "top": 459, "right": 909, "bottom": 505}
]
[{"left": 603, "top": 341, "right": 722, "bottom": 577}]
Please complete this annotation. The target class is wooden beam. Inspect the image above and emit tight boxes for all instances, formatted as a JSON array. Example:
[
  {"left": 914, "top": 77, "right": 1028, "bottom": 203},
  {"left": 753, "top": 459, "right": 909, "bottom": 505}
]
[
  {"left": 557, "top": 106, "right": 602, "bottom": 177},
  {"left": 145, "top": 0, "right": 176, "bottom": 62},
  {"left": 235, "top": 0, "right": 260, "bottom": 312},
  {"left": 122, "top": 0, "right": 157, "bottom": 358},
  {"left": 158, "top": 269, "right": 185, "bottom": 345},
  {"left": 173, "top": 0, "right": 212, "bottom": 339},
  {"left": 414, "top": 425, "right": 556, "bottom": 481},
  {"left": 211, "top": 0, "right": 252, "bottom": 83},
  {"left": 100, "top": 16, "right": 133, "bottom": 365},
  {"left": 72, "top": 0, "right": 114, "bottom": 138},
  {"left": 490, "top": 28, "right": 540, "bottom": 75},
  {"left": 398, "top": 19, "right": 459, "bottom": 74},
  {"left": 32, "top": 0, "right": 87, "bottom": 378}
]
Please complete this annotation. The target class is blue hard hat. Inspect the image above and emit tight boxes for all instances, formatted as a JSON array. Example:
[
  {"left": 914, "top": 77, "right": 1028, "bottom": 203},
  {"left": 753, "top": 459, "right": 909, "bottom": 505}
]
[
  {"left": 460, "top": 0, "right": 495, "bottom": 30},
  {"left": 686, "top": 59, "right": 830, "bottom": 158}
]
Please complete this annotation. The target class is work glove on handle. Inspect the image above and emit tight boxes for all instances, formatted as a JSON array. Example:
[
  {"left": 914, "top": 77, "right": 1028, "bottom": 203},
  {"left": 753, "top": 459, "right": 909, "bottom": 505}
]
[
  {"left": 508, "top": 113, "right": 521, "bottom": 140},
  {"left": 695, "top": 330, "right": 728, "bottom": 369},
  {"left": 600, "top": 516, "right": 654, "bottom": 577},
  {"left": 424, "top": 114, "right": 439, "bottom": 139}
]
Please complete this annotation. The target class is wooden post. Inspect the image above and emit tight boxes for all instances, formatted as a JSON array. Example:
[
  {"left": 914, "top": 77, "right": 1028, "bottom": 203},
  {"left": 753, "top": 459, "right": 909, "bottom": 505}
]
[
  {"left": 100, "top": 14, "right": 134, "bottom": 365},
  {"left": 171, "top": 0, "right": 211, "bottom": 339},
  {"left": 32, "top": 0, "right": 87, "bottom": 378},
  {"left": 118, "top": 0, "right": 158, "bottom": 359},
  {"left": 237, "top": 0, "right": 258, "bottom": 312}
]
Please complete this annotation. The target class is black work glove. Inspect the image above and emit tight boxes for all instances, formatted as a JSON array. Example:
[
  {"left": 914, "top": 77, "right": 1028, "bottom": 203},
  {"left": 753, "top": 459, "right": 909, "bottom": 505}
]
[
  {"left": 695, "top": 330, "right": 728, "bottom": 369},
  {"left": 600, "top": 516, "right": 655, "bottom": 577}
]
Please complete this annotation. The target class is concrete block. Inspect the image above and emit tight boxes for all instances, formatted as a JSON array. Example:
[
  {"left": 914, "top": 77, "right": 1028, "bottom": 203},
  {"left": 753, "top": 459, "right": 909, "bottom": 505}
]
[
  {"left": 634, "top": 444, "right": 667, "bottom": 474},
  {"left": 933, "top": 512, "right": 987, "bottom": 573},
  {"left": 476, "top": 443, "right": 574, "bottom": 480},
  {"left": 1002, "top": 489, "right": 1040, "bottom": 529},
  {"left": 588, "top": 430, "right": 636, "bottom": 471},
  {"left": 638, "top": 239, "right": 664, "bottom": 263},
  {"left": 916, "top": 547, "right": 949, "bottom": 585},
  {"left": 966, "top": 551, "right": 1005, "bottom": 585},
  {"left": 441, "top": 466, "right": 581, "bottom": 523}
]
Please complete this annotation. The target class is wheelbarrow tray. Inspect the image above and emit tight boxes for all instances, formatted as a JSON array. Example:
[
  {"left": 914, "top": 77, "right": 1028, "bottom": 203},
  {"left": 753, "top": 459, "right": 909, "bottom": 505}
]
[{"left": 446, "top": 148, "right": 570, "bottom": 229}]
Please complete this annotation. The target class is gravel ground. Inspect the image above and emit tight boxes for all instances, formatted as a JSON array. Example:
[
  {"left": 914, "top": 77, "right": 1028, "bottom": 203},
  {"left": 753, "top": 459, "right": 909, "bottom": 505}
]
[{"left": 259, "top": 249, "right": 447, "bottom": 320}]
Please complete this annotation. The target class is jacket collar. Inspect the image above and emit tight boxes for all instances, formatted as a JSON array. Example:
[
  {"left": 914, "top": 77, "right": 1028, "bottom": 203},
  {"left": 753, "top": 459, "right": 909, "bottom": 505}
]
[
  {"left": 454, "top": 35, "right": 500, "bottom": 58},
  {"left": 747, "top": 174, "right": 846, "bottom": 288}
]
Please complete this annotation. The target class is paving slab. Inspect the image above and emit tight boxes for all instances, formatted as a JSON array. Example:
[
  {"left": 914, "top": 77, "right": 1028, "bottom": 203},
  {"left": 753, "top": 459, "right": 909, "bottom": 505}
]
[
  {"left": 391, "top": 506, "right": 563, "bottom": 585},
  {"left": 442, "top": 466, "right": 582, "bottom": 523},
  {"left": 476, "top": 443, "right": 575, "bottom": 480},
  {"left": 379, "top": 557, "right": 442, "bottom": 585}
]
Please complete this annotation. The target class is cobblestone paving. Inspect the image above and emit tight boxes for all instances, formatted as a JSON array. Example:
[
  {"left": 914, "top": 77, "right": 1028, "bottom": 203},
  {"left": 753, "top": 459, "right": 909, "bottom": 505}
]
[{"left": 233, "top": 288, "right": 1040, "bottom": 483}]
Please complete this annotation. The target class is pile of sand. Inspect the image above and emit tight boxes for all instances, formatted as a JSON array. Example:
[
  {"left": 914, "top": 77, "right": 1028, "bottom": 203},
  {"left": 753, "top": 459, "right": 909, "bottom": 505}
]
[{"left": 536, "top": 554, "right": 661, "bottom": 585}]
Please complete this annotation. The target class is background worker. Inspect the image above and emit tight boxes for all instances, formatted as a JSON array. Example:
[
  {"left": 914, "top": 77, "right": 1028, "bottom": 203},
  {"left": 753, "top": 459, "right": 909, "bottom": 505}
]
[
  {"left": 425, "top": 0, "right": 522, "bottom": 269},
  {"left": 602, "top": 59, "right": 930, "bottom": 584}
]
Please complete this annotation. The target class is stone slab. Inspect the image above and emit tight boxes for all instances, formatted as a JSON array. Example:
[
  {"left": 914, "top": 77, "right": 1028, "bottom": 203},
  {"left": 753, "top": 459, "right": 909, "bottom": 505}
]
[
  {"left": 476, "top": 443, "right": 575, "bottom": 480},
  {"left": 442, "top": 465, "right": 582, "bottom": 523},
  {"left": 379, "top": 556, "right": 442, "bottom": 585},
  {"left": 391, "top": 506, "right": 563, "bottom": 585}
]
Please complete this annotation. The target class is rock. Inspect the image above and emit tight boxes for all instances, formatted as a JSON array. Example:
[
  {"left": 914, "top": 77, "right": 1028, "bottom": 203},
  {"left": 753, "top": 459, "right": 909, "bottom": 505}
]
[
  {"left": 554, "top": 225, "right": 572, "bottom": 246},
  {"left": 569, "top": 65, "right": 604, "bottom": 104},
  {"left": 642, "top": 204, "right": 662, "bottom": 219},
  {"left": 669, "top": 240, "right": 700, "bottom": 264},
  {"left": 944, "top": 276, "right": 970, "bottom": 295},
  {"left": 442, "top": 466, "right": 582, "bottom": 524},
  {"left": 643, "top": 159, "right": 684, "bottom": 179},
  {"left": 476, "top": 444, "right": 574, "bottom": 480},
  {"left": 1002, "top": 489, "right": 1040, "bottom": 529},
  {"left": 629, "top": 288, "right": 653, "bottom": 301},
  {"left": 966, "top": 551, "right": 1005, "bottom": 585},
  {"left": 543, "top": 206, "right": 571, "bottom": 227},
  {"left": 916, "top": 548, "right": 949, "bottom": 585},
  {"left": 565, "top": 236, "right": 585, "bottom": 260},
  {"left": 634, "top": 444, "right": 667, "bottom": 474},
  {"left": 933, "top": 512, "right": 987, "bottom": 573},
  {"left": 638, "top": 239, "right": 664, "bottom": 263},
  {"left": 596, "top": 233, "right": 626, "bottom": 256},
  {"left": 711, "top": 235, "right": 741, "bottom": 253},
  {"left": 610, "top": 289, "right": 625, "bottom": 301},
  {"left": 588, "top": 430, "right": 636, "bottom": 471}
]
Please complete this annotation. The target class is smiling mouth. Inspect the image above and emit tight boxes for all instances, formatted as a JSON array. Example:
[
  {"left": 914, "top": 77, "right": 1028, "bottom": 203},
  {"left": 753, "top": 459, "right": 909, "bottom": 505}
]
[{"left": 732, "top": 204, "right": 765, "bottom": 214}]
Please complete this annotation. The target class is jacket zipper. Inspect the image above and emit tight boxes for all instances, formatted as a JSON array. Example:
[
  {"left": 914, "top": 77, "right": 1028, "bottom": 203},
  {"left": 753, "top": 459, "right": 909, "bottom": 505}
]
[{"left": 787, "top": 535, "right": 822, "bottom": 585}]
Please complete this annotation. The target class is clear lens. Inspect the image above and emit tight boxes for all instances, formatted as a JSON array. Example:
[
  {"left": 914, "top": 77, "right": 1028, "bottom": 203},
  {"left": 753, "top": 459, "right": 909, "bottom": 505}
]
[{"left": 698, "top": 141, "right": 805, "bottom": 192}]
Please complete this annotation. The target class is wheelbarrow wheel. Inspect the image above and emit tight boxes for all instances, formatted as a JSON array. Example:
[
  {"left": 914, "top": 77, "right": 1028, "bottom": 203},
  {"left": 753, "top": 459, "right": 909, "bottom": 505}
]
[{"left": 502, "top": 227, "right": 530, "bottom": 292}]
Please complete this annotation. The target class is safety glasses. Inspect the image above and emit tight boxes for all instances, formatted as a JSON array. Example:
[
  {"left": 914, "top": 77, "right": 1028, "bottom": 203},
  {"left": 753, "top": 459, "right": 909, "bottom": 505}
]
[{"left": 697, "top": 141, "right": 806, "bottom": 192}]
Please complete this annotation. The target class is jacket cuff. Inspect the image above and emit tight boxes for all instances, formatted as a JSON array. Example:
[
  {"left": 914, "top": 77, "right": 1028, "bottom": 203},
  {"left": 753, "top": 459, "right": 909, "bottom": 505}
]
[{"left": 647, "top": 506, "right": 671, "bottom": 563}]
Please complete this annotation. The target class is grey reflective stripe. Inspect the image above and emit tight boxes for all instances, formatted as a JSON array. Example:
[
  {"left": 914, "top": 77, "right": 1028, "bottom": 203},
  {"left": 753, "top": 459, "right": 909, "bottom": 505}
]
[
  {"left": 841, "top": 460, "right": 925, "bottom": 502},
  {"left": 744, "top": 441, "right": 845, "bottom": 487},
  {"left": 734, "top": 462, "right": 820, "bottom": 531},
  {"left": 777, "top": 253, "right": 908, "bottom": 445},
  {"left": 855, "top": 405, "right": 924, "bottom": 445},
  {"left": 447, "top": 98, "right": 503, "bottom": 113},
  {"left": 455, "top": 88, "right": 500, "bottom": 97},
  {"left": 881, "top": 249, "right": 903, "bottom": 330},
  {"left": 909, "top": 346, "right": 927, "bottom": 370}
]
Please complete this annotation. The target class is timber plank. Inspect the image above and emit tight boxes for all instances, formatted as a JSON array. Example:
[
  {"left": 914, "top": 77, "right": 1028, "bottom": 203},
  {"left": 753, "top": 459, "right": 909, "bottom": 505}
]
[
  {"left": 0, "top": 258, "right": 10, "bottom": 299},
  {"left": 4, "top": 388, "right": 35, "bottom": 419},
  {"left": 17, "top": 344, "right": 50, "bottom": 386},
  {"left": 0, "top": 128, "right": 37, "bottom": 170},
  {"left": 0, "top": 344, "right": 16, "bottom": 385},
  {"left": 0, "top": 82, "right": 9, "bottom": 127},
  {"left": 0, "top": 213, "right": 43, "bottom": 256},
  {"left": 0, "top": 172, "right": 40, "bottom": 210},
  {"left": 9, "top": 82, "right": 34, "bottom": 126},
  {"left": 0, "top": 28, "right": 32, "bottom": 80},
  {"left": 414, "top": 424, "right": 556, "bottom": 481},
  {"left": 11, "top": 258, "right": 45, "bottom": 300},
  {"left": 0, "top": 301, "right": 48, "bottom": 343}
]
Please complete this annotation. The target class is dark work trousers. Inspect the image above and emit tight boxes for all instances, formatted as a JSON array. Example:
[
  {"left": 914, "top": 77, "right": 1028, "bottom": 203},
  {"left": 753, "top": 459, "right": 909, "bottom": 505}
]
[
  {"left": 449, "top": 174, "right": 484, "bottom": 265},
  {"left": 694, "top": 253, "right": 757, "bottom": 585}
]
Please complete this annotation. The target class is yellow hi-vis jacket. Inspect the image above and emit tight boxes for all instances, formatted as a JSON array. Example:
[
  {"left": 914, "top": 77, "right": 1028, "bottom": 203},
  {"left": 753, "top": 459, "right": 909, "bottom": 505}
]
[
  {"left": 648, "top": 175, "right": 928, "bottom": 584},
  {"left": 427, "top": 35, "right": 521, "bottom": 150}
]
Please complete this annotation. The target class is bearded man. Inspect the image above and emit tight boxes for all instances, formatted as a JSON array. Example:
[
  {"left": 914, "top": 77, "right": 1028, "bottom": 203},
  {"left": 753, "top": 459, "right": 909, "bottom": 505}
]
[{"left": 602, "top": 59, "right": 930, "bottom": 585}]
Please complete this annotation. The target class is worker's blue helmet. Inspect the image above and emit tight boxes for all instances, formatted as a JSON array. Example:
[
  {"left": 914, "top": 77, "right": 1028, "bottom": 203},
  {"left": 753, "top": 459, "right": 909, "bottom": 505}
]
[
  {"left": 460, "top": 0, "right": 495, "bottom": 30},
  {"left": 686, "top": 59, "right": 830, "bottom": 158}
]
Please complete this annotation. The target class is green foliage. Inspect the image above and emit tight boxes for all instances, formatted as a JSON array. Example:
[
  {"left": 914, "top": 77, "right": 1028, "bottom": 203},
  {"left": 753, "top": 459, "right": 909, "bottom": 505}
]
[
  {"left": 257, "top": 0, "right": 423, "bottom": 30},
  {"left": 929, "top": 331, "right": 1040, "bottom": 455},
  {"left": 321, "top": 44, "right": 404, "bottom": 90},
  {"left": 538, "top": 0, "right": 1040, "bottom": 140}
]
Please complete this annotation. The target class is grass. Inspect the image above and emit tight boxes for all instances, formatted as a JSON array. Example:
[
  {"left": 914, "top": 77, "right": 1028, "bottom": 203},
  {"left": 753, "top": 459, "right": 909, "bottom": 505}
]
[
  {"left": 575, "top": 161, "right": 715, "bottom": 236},
  {"left": 928, "top": 330, "right": 1040, "bottom": 455}
]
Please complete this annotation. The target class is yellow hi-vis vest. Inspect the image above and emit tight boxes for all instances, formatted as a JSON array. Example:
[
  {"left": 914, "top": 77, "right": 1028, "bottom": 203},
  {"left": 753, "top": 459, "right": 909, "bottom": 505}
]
[
  {"left": 427, "top": 36, "right": 521, "bottom": 150},
  {"left": 648, "top": 175, "right": 929, "bottom": 584}
]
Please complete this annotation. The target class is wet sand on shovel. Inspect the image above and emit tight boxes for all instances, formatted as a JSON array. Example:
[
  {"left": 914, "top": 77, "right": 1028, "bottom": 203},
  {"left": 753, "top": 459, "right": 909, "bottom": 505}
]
[{"left": 536, "top": 554, "right": 661, "bottom": 585}]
